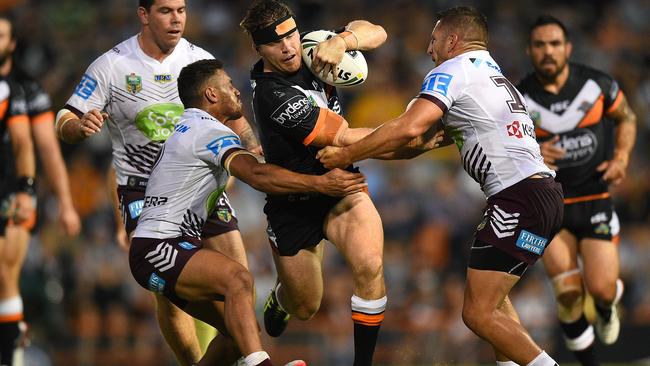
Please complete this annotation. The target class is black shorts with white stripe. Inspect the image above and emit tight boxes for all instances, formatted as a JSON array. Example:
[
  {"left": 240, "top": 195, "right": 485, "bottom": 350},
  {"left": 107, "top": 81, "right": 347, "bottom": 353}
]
[
  {"left": 468, "top": 238, "right": 528, "bottom": 276},
  {"left": 129, "top": 236, "right": 209, "bottom": 308}
]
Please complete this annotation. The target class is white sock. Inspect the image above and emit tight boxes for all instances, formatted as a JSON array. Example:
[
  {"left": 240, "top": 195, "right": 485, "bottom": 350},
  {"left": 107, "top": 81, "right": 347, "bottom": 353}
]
[
  {"left": 497, "top": 361, "right": 519, "bottom": 366},
  {"left": 244, "top": 351, "right": 270, "bottom": 366},
  {"left": 526, "top": 351, "right": 558, "bottom": 366}
]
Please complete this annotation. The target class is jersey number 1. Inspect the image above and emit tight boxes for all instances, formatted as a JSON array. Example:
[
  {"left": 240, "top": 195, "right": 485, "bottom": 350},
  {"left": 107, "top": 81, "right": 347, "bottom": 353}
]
[{"left": 491, "top": 76, "right": 527, "bottom": 114}]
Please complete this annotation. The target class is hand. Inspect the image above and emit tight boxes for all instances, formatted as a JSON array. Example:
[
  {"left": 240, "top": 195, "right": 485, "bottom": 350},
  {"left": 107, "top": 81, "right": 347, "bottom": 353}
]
[
  {"left": 10, "top": 192, "right": 35, "bottom": 224},
  {"left": 316, "top": 168, "right": 367, "bottom": 196},
  {"left": 80, "top": 109, "right": 108, "bottom": 137},
  {"left": 116, "top": 226, "right": 130, "bottom": 251},
  {"left": 408, "top": 127, "right": 446, "bottom": 151},
  {"left": 597, "top": 157, "right": 628, "bottom": 186},
  {"left": 539, "top": 135, "right": 565, "bottom": 170},
  {"left": 311, "top": 35, "right": 347, "bottom": 81},
  {"left": 316, "top": 146, "right": 352, "bottom": 170},
  {"left": 59, "top": 203, "right": 81, "bottom": 236}
]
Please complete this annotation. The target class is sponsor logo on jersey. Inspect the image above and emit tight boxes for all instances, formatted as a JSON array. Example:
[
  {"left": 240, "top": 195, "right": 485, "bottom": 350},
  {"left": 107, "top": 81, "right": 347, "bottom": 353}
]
[
  {"left": 143, "top": 195, "right": 168, "bottom": 209},
  {"left": 421, "top": 73, "right": 453, "bottom": 96},
  {"left": 128, "top": 199, "right": 144, "bottom": 219},
  {"left": 206, "top": 135, "right": 241, "bottom": 156},
  {"left": 178, "top": 241, "right": 197, "bottom": 250},
  {"left": 154, "top": 74, "right": 173, "bottom": 83},
  {"left": 135, "top": 103, "right": 184, "bottom": 141},
  {"left": 506, "top": 120, "right": 535, "bottom": 139},
  {"left": 271, "top": 95, "right": 314, "bottom": 127},
  {"left": 515, "top": 230, "right": 548, "bottom": 255},
  {"left": 147, "top": 273, "right": 165, "bottom": 293},
  {"left": 590, "top": 212, "right": 608, "bottom": 224},
  {"left": 174, "top": 124, "right": 190, "bottom": 133},
  {"left": 74, "top": 74, "right": 98, "bottom": 100},
  {"left": 126, "top": 73, "right": 142, "bottom": 94},
  {"left": 556, "top": 129, "right": 598, "bottom": 168}
]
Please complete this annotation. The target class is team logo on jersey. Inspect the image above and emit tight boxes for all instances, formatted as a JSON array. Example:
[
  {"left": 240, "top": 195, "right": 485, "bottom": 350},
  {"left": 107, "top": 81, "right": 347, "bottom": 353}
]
[
  {"left": 594, "top": 222, "right": 610, "bottom": 235},
  {"left": 126, "top": 73, "right": 142, "bottom": 94},
  {"left": 154, "top": 74, "right": 173, "bottom": 83},
  {"left": 135, "top": 103, "right": 184, "bottom": 141},
  {"left": 217, "top": 209, "right": 233, "bottom": 223}
]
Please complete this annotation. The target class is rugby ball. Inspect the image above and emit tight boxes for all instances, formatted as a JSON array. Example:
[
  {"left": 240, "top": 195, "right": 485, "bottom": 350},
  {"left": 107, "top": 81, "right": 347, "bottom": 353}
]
[{"left": 301, "top": 30, "right": 368, "bottom": 88}]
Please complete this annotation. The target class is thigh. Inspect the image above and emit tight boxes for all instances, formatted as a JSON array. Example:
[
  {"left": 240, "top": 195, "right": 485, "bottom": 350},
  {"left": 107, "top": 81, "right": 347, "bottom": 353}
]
[
  {"left": 465, "top": 267, "right": 520, "bottom": 312},
  {"left": 273, "top": 242, "right": 325, "bottom": 304},
  {"left": 324, "top": 192, "right": 384, "bottom": 269},
  {"left": 176, "top": 249, "right": 248, "bottom": 302},
  {"left": 580, "top": 238, "right": 619, "bottom": 288},
  {"left": 203, "top": 230, "right": 248, "bottom": 269},
  {"left": 542, "top": 229, "right": 579, "bottom": 277},
  {"left": 183, "top": 300, "right": 228, "bottom": 336}
]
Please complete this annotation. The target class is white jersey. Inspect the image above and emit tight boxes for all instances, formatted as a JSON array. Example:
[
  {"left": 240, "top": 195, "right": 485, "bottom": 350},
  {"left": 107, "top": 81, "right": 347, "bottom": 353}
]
[
  {"left": 133, "top": 108, "right": 246, "bottom": 239},
  {"left": 66, "top": 35, "right": 213, "bottom": 185},
  {"left": 419, "top": 50, "right": 553, "bottom": 197}
]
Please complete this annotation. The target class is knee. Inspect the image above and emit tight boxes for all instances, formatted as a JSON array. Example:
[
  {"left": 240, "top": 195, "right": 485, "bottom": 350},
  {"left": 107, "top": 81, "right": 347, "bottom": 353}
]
[
  {"left": 226, "top": 268, "right": 254, "bottom": 296},
  {"left": 461, "top": 302, "right": 489, "bottom": 335},
  {"left": 585, "top": 279, "right": 617, "bottom": 303}
]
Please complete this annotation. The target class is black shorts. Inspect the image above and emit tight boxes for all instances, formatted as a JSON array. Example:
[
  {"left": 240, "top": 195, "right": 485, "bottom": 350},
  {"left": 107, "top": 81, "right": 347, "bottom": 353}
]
[
  {"left": 129, "top": 236, "right": 203, "bottom": 309},
  {"left": 264, "top": 193, "right": 342, "bottom": 256},
  {"left": 118, "top": 176, "right": 238, "bottom": 236},
  {"left": 472, "top": 177, "right": 564, "bottom": 267},
  {"left": 563, "top": 196, "right": 617, "bottom": 242}
]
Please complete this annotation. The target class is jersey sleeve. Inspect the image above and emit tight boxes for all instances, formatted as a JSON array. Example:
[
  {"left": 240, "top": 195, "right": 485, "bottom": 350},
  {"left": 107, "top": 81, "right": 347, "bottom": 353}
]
[
  {"left": 417, "top": 62, "right": 464, "bottom": 113},
  {"left": 65, "top": 53, "right": 111, "bottom": 114},
  {"left": 6, "top": 80, "right": 29, "bottom": 126},
  {"left": 22, "top": 77, "right": 53, "bottom": 124},
  {"left": 194, "top": 126, "right": 246, "bottom": 168},
  {"left": 256, "top": 83, "right": 321, "bottom": 142},
  {"left": 596, "top": 71, "right": 622, "bottom": 113}
]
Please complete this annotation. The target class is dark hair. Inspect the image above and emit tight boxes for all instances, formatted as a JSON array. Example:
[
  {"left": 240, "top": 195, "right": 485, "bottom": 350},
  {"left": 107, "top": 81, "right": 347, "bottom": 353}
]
[
  {"left": 240, "top": 0, "right": 294, "bottom": 34},
  {"left": 0, "top": 13, "right": 16, "bottom": 40},
  {"left": 436, "top": 6, "right": 488, "bottom": 45},
  {"left": 529, "top": 15, "right": 569, "bottom": 43},
  {"left": 178, "top": 59, "right": 224, "bottom": 108},
  {"left": 139, "top": 0, "right": 155, "bottom": 11}
]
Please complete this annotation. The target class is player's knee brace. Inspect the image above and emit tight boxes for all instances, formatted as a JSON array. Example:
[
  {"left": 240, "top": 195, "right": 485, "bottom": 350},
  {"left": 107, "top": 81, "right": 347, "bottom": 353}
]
[{"left": 552, "top": 269, "right": 584, "bottom": 322}]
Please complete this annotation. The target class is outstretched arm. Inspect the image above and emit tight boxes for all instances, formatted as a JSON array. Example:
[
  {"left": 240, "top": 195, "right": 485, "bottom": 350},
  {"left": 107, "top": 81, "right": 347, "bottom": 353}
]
[
  {"left": 226, "top": 151, "right": 366, "bottom": 197},
  {"left": 317, "top": 98, "right": 444, "bottom": 168},
  {"left": 223, "top": 116, "right": 263, "bottom": 155}
]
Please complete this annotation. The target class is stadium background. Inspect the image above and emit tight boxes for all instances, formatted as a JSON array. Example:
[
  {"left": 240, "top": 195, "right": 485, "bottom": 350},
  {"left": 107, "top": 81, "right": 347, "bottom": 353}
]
[{"left": 2, "top": 0, "right": 649, "bottom": 365}]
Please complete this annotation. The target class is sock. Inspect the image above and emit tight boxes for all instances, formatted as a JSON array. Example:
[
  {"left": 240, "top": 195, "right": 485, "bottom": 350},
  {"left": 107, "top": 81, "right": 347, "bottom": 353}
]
[
  {"left": 351, "top": 295, "right": 386, "bottom": 366},
  {"left": 526, "top": 351, "right": 558, "bottom": 366},
  {"left": 243, "top": 351, "right": 270, "bottom": 366},
  {"left": 496, "top": 361, "right": 519, "bottom": 366},
  {"left": 594, "top": 300, "right": 612, "bottom": 322},
  {"left": 559, "top": 315, "right": 598, "bottom": 365},
  {"left": 0, "top": 296, "right": 23, "bottom": 366}
]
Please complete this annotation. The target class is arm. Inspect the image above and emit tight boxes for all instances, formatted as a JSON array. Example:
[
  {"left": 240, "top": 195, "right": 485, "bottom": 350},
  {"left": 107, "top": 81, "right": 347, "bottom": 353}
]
[
  {"left": 31, "top": 113, "right": 81, "bottom": 236},
  {"left": 8, "top": 118, "right": 36, "bottom": 223},
  {"left": 222, "top": 116, "right": 262, "bottom": 155},
  {"left": 107, "top": 166, "right": 129, "bottom": 251},
  {"left": 598, "top": 92, "right": 637, "bottom": 185},
  {"left": 226, "top": 151, "right": 366, "bottom": 196},
  {"left": 56, "top": 107, "right": 107, "bottom": 144},
  {"left": 312, "top": 20, "right": 387, "bottom": 79},
  {"left": 317, "top": 98, "right": 444, "bottom": 169}
]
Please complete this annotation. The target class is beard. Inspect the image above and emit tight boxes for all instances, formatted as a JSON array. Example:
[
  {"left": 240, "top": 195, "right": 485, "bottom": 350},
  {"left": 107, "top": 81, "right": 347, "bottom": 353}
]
[
  {"left": 0, "top": 50, "right": 11, "bottom": 65},
  {"left": 535, "top": 57, "right": 568, "bottom": 81}
]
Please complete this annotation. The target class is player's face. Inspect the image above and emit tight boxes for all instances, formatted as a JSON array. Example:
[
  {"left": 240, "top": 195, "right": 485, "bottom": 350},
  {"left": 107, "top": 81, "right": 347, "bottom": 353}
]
[
  {"left": 528, "top": 24, "right": 572, "bottom": 80},
  {"left": 212, "top": 71, "right": 243, "bottom": 120},
  {"left": 257, "top": 30, "right": 302, "bottom": 75},
  {"left": 427, "top": 21, "right": 447, "bottom": 66},
  {"left": 0, "top": 19, "right": 15, "bottom": 65},
  {"left": 142, "top": 0, "right": 186, "bottom": 52}
]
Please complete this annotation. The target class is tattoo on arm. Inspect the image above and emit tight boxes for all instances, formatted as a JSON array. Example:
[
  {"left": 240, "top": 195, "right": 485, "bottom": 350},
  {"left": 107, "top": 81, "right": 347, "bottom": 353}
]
[{"left": 239, "top": 127, "right": 260, "bottom": 150}]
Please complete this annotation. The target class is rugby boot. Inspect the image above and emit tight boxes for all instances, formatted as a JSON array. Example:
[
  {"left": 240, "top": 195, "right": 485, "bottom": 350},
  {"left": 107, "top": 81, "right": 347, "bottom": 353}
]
[
  {"left": 595, "top": 278, "right": 624, "bottom": 345},
  {"left": 264, "top": 288, "right": 290, "bottom": 337}
]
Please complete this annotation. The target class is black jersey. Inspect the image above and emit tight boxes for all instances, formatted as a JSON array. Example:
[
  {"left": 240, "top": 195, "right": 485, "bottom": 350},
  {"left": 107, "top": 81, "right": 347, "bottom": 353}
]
[
  {"left": 517, "top": 63, "right": 622, "bottom": 200},
  {"left": 0, "top": 77, "right": 29, "bottom": 194},
  {"left": 250, "top": 59, "right": 353, "bottom": 181},
  {"left": 8, "top": 66, "right": 52, "bottom": 122}
]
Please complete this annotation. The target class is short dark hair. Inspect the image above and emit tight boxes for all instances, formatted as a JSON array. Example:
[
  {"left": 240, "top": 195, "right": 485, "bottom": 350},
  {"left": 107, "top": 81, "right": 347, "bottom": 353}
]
[
  {"left": 178, "top": 59, "right": 224, "bottom": 108},
  {"left": 529, "top": 15, "right": 569, "bottom": 43},
  {"left": 139, "top": 0, "right": 155, "bottom": 11},
  {"left": 0, "top": 13, "right": 16, "bottom": 40},
  {"left": 240, "top": 0, "right": 294, "bottom": 34},
  {"left": 436, "top": 6, "right": 488, "bottom": 45}
]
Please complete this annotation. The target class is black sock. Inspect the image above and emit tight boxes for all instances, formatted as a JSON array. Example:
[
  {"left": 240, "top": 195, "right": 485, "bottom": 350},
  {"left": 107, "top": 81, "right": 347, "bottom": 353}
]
[
  {"left": 0, "top": 321, "right": 21, "bottom": 366},
  {"left": 560, "top": 315, "right": 599, "bottom": 366},
  {"left": 595, "top": 301, "right": 613, "bottom": 322},
  {"left": 353, "top": 322, "right": 381, "bottom": 366}
]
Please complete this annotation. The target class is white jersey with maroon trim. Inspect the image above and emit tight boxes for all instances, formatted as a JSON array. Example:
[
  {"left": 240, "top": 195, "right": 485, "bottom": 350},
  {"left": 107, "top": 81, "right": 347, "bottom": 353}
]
[
  {"left": 133, "top": 108, "right": 245, "bottom": 239},
  {"left": 418, "top": 50, "right": 553, "bottom": 197},
  {"left": 66, "top": 35, "right": 213, "bottom": 185}
]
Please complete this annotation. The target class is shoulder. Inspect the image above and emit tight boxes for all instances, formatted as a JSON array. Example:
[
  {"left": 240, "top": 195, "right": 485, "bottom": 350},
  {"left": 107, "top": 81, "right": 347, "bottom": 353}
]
[
  {"left": 178, "top": 38, "right": 214, "bottom": 60},
  {"left": 516, "top": 72, "right": 539, "bottom": 93},
  {"left": 571, "top": 63, "right": 616, "bottom": 86}
]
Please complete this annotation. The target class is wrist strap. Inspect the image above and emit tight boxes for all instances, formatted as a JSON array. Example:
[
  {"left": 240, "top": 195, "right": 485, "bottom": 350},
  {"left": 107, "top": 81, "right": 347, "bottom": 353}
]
[{"left": 16, "top": 177, "right": 36, "bottom": 195}]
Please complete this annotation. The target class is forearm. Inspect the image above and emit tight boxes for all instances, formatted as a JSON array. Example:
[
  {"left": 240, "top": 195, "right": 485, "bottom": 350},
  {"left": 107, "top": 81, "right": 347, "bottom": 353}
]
[
  {"left": 346, "top": 120, "right": 417, "bottom": 163},
  {"left": 10, "top": 123, "right": 36, "bottom": 178},
  {"left": 613, "top": 118, "right": 636, "bottom": 166},
  {"left": 33, "top": 120, "right": 74, "bottom": 206},
  {"left": 344, "top": 20, "right": 387, "bottom": 50},
  {"left": 241, "top": 163, "right": 320, "bottom": 195},
  {"left": 107, "top": 166, "right": 125, "bottom": 229},
  {"left": 223, "top": 116, "right": 260, "bottom": 152},
  {"left": 58, "top": 116, "right": 86, "bottom": 144}
]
